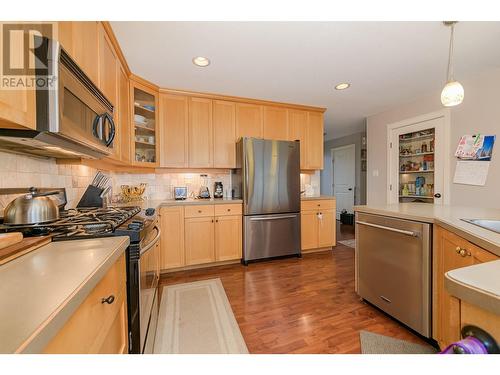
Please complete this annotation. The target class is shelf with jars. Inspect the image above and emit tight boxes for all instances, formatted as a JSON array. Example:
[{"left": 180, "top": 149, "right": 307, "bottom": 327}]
[{"left": 398, "top": 128, "right": 435, "bottom": 203}]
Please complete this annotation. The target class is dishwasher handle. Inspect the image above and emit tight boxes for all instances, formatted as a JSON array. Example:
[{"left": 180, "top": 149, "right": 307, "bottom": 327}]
[{"left": 356, "top": 220, "right": 419, "bottom": 237}]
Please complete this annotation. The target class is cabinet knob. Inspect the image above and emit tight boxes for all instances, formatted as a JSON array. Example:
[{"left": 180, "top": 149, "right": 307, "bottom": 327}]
[
  {"left": 456, "top": 248, "right": 471, "bottom": 257},
  {"left": 227, "top": 208, "right": 231, "bottom": 211},
  {"left": 198, "top": 210, "right": 202, "bottom": 213},
  {"left": 455, "top": 246, "right": 461, "bottom": 254},
  {"left": 101, "top": 295, "right": 115, "bottom": 305}
]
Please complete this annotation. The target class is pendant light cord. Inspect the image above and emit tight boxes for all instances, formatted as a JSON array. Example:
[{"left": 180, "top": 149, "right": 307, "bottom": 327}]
[{"left": 446, "top": 23, "right": 455, "bottom": 83}]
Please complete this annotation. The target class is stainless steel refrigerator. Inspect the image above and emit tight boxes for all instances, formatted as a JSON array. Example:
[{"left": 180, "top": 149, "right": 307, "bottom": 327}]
[{"left": 234, "top": 138, "right": 301, "bottom": 264}]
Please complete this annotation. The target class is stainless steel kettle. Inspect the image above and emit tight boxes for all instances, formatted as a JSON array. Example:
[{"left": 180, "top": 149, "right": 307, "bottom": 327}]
[{"left": 3, "top": 187, "right": 60, "bottom": 225}]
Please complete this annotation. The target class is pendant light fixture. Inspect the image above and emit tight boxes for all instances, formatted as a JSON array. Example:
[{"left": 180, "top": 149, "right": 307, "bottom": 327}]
[{"left": 441, "top": 21, "right": 464, "bottom": 107}]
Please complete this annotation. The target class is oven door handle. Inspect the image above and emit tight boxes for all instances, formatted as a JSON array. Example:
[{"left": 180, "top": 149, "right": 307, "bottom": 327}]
[{"left": 140, "top": 226, "right": 161, "bottom": 255}]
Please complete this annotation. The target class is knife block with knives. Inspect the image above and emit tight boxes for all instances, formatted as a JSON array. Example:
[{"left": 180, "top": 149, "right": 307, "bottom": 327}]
[{"left": 77, "top": 172, "right": 111, "bottom": 208}]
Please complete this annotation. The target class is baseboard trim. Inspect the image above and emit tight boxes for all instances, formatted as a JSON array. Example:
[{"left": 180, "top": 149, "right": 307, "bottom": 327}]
[
  {"left": 301, "top": 247, "right": 333, "bottom": 254},
  {"left": 160, "top": 259, "right": 241, "bottom": 274}
]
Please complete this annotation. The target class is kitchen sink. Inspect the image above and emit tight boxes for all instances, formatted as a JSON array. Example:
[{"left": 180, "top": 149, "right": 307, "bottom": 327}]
[{"left": 461, "top": 219, "right": 500, "bottom": 234}]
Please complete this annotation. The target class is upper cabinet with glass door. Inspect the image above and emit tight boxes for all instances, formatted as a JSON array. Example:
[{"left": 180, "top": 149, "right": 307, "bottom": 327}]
[
  {"left": 131, "top": 80, "right": 159, "bottom": 166},
  {"left": 398, "top": 128, "right": 435, "bottom": 203}
]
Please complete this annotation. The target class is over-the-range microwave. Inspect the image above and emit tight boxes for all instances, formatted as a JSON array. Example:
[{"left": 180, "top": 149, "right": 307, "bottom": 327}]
[{"left": 0, "top": 35, "right": 115, "bottom": 159}]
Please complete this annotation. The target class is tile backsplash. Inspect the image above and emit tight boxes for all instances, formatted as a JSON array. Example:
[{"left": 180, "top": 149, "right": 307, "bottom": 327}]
[
  {"left": 109, "top": 171, "right": 233, "bottom": 201},
  {"left": 0, "top": 151, "right": 97, "bottom": 212},
  {"left": 0, "top": 150, "right": 320, "bottom": 215}
]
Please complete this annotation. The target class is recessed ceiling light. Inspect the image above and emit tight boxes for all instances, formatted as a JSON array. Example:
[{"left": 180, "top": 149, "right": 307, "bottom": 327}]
[
  {"left": 192, "top": 56, "right": 210, "bottom": 67},
  {"left": 335, "top": 83, "right": 351, "bottom": 90}
]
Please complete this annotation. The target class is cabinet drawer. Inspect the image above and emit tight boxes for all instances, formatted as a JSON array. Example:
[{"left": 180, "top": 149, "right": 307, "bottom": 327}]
[
  {"left": 44, "top": 254, "right": 127, "bottom": 353},
  {"left": 214, "top": 204, "right": 242, "bottom": 217},
  {"left": 301, "top": 199, "right": 335, "bottom": 212},
  {"left": 184, "top": 205, "right": 215, "bottom": 218}
]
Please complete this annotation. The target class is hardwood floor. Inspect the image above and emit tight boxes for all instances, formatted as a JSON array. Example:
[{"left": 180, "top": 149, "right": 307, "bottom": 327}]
[{"left": 159, "top": 221, "right": 430, "bottom": 353}]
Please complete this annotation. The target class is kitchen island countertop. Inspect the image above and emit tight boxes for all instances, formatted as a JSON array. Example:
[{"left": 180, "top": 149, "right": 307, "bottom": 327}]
[
  {"left": 445, "top": 260, "right": 500, "bottom": 316},
  {"left": 0, "top": 236, "right": 129, "bottom": 353}
]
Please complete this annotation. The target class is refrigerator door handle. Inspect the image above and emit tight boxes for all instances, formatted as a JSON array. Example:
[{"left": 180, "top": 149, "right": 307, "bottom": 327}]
[{"left": 249, "top": 215, "right": 298, "bottom": 221}]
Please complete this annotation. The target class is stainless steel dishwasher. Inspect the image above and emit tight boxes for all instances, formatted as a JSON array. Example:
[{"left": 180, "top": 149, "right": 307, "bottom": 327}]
[{"left": 355, "top": 212, "right": 432, "bottom": 337}]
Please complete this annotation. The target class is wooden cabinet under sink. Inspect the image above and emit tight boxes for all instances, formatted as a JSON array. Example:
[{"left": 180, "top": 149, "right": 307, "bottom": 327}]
[{"left": 433, "top": 225, "right": 498, "bottom": 349}]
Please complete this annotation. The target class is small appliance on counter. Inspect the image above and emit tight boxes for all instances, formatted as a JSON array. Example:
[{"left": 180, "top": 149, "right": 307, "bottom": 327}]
[
  {"left": 213, "top": 182, "right": 223, "bottom": 199},
  {"left": 174, "top": 187, "right": 188, "bottom": 200},
  {"left": 198, "top": 174, "right": 211, "bottom": 199}
]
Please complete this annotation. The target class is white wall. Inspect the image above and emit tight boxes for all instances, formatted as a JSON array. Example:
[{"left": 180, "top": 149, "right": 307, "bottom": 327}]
[{"left": 366, "top": 66, "right": 500, "bottom": 208}]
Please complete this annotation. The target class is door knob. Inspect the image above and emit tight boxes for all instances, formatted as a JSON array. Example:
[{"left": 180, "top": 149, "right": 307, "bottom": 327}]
[
  {"left": 348, "top": 188, "right": 353, "bottom": 191},
  {"left": 434, "top": 193, "right": 441, "bottom": 198}
]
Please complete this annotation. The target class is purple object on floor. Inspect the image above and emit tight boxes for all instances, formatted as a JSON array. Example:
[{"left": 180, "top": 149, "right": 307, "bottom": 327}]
[{"left": 440, "top": 336, "right": 489, "bottom": 354}]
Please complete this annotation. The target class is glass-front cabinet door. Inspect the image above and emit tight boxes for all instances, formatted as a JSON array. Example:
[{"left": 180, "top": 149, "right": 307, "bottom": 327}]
[
  {"left": 398, "top": 128, "right": 435, "bottom": 203},
  {"left": 131, "top": 80, "right": 158, "bottom": 166}
]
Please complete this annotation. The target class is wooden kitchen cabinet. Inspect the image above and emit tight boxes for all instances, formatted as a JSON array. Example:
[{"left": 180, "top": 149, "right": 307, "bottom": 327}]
[
  {"left": 98, "top": 23, "right": 118, "bottom": 107},
  {"left": 318, "top": 210, "right": 336, "bottom": 248},
  {"left": 0, "top": 26, "right": 36, "bottom": 130},
  {"left": 306, "top": 112, "right": 324, "bottom": 170},
  {"left": 188, "top": 97, "right": 213, "bottom": 168},
  {"left": 215, "top": 215, "right": 242, "bottom": 261},
  {"left": 236, "top": 103, "right": 263, "bottom": 139},
  {"left": 213, "top": 100, "right": 237, "bottom": 168},
  {"left": 288, "top": 109, "right": 308, "bottom": 169},
  {"left": 159, "top": 94, "right": 189, "bottom": 168},
  {"left": 130, "top": 79, "right": 159, "bottom": 166},
  {"left": 71, "top": 22, "right": 99, "bottom": 85},
  {"left": 185, "top": 216, "right": 215, "bottom": 265},
  {"left": 433, "top": 225, "right": 499, "bottom": 349},
  {"left": 300, "top": 199, "right": 336, "bottom": 252},
  {"left": 263, "top": 106, "right": 288, "bottom": 141},
  {"left": 460, "top": 301, "right": 500, "bottom": 345},
  {"left": 159, "top": 204, "right": 243, "bottom": 271},
  {"left": 117, "top": 65, "right": 131, "bottom": 163},
  {"left": 44, "top": 253, "right": 128, "bottom": 354},
  {"left": 159, "top": 206, "right": 185, "bottom": 270},
  {"left": 301, "top": 210, "right": 319, "bottom": 250}
]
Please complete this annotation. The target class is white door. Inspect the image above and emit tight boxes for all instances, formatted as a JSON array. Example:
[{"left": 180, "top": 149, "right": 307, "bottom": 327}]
[
  {"left": 387, "top": 111, "right": 450, "bottom": 205},
  {"left": 332, "top": 144, "right": 356, "bottom": 219}
]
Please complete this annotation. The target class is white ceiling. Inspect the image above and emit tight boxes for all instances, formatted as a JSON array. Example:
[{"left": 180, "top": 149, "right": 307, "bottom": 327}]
[{"left": 111, "top": 21, "right": 500, "bottom": 140}]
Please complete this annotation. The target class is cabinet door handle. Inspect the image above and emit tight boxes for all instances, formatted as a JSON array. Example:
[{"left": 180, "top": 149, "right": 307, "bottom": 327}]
[{"left": 101, "top": 295, "right": 115, "bottom": 304}]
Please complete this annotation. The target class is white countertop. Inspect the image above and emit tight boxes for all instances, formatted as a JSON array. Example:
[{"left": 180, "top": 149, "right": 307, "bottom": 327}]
[
  {"left": 445, "top": 260, "right": 500, "bottom": 315},
  {"left": 0, "top": 236, "right": 129, "bottom": 353},
  {"left": 116, "top": 196, "right": 334, "bottom": 210}
]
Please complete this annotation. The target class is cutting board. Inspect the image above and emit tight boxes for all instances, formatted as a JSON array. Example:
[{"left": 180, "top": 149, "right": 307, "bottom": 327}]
[
  {"left": 0, "top": 235, "right": 52, "bottom": 265},
  {"left": 0, "top": 232, "right": 23, "bottom": 249}
]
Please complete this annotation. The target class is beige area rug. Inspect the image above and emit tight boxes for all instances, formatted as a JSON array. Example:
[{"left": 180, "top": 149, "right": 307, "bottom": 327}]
[
  {"left": 154, "top": 278, "right": 249, "bottom": 354},
  {"left": 360, "top": 331, "right": 438, "bottom": 354},
  {"left": 338, "top": 239, "right": 356, "bottom": 248}
]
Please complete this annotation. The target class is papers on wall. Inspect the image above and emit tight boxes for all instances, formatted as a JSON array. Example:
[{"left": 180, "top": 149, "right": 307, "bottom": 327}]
[
  {"left": 455, "top": 134, "right": 495, "bottom": 160},
  {"left": 453, "top": 161, "right": 490, "bottom": 186}
]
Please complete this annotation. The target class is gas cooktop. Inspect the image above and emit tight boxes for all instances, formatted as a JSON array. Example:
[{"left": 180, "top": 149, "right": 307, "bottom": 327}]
[{"left": 0, "top": 206, "right": 150, "bottom": 240}]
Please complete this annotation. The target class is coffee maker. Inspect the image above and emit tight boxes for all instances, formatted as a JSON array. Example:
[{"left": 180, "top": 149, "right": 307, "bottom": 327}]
[{"left": 214, "top": 181, "right": 223, "bottom": 199}]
